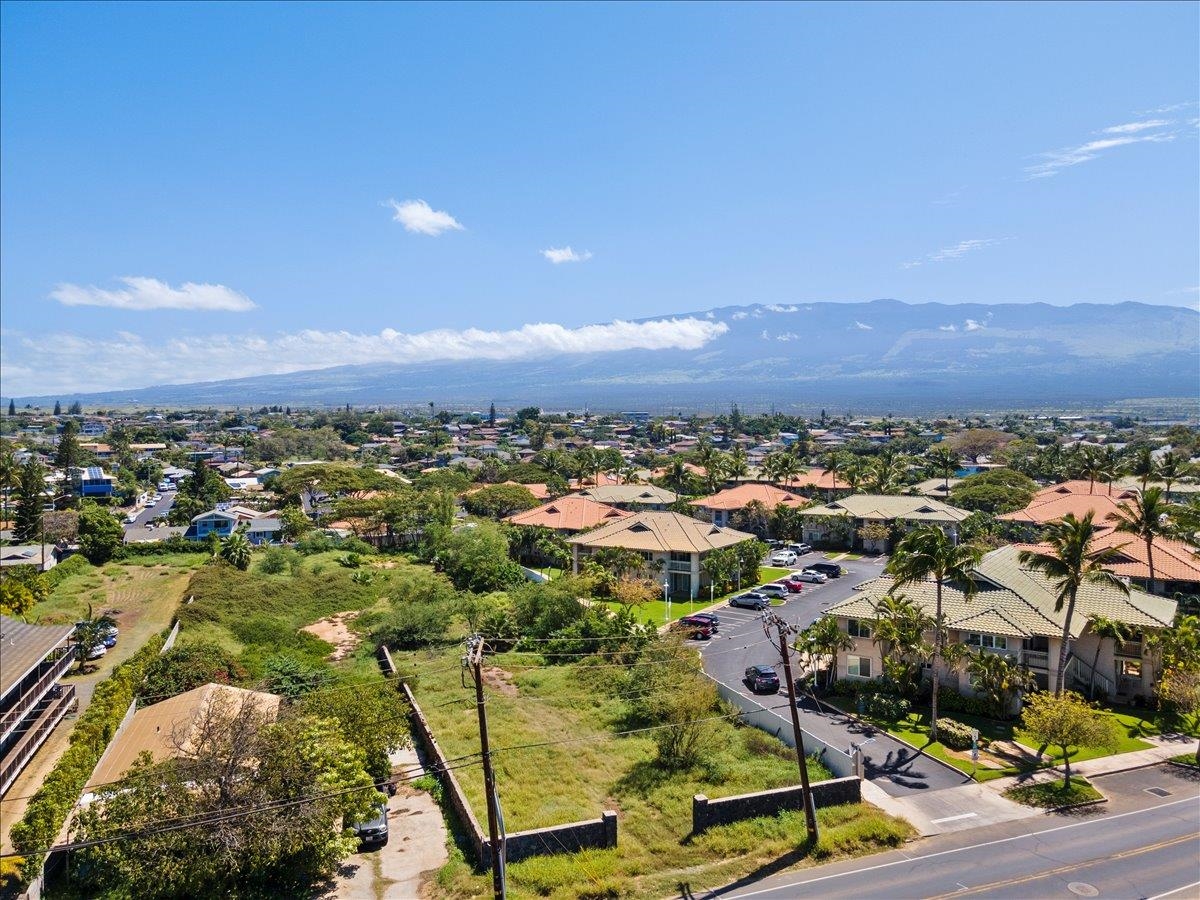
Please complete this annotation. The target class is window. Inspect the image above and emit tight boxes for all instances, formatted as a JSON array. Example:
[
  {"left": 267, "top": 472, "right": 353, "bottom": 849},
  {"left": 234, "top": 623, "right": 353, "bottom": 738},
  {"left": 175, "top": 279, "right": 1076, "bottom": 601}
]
[
  {"left": 847, "top": 656, "right": 872, "bottom": 678},
  {"left": 965, "top": 633, "right": 1007, "bottom": 650},
  {"left": 847, "top": 619, "right": 872, "bottom": 639},
  {"left": 1119, "top": 660, "right": 1142, "bottom": 678}
]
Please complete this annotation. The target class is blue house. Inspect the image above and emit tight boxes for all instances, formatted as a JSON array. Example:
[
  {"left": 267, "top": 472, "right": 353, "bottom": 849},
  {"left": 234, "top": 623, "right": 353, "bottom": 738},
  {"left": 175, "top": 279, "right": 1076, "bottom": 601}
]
[
  {"left": 70, "top": 466, "right": 115, "bottom": 499},
  {"left": 185, "top": 510, "right": 281, "bottom": 545}
]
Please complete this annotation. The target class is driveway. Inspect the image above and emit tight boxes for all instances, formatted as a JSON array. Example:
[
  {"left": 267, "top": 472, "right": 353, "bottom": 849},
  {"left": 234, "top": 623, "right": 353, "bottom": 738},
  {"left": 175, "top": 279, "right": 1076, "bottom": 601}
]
[{"left": 698, "top": 553, "right": 969, "bottom": 799}]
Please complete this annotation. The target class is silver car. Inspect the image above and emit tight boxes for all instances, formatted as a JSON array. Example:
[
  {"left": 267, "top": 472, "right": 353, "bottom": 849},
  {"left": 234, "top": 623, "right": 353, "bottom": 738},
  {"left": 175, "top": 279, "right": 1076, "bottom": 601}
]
[{"left": 796, "top": 570, "right": 828, "bottom": 584}]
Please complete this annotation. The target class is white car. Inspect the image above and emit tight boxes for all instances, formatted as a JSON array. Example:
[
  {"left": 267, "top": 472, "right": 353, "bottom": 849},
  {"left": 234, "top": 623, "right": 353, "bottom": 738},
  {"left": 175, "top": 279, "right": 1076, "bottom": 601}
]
[
  {"left": 769, "top": 551, "right": 797, "bottom": 566},
  {"left": 755, "top": 583, "right": 790, "bottom": 600},
  {"left": 795, "top": 570, "right": 828, "bottom": 584}
]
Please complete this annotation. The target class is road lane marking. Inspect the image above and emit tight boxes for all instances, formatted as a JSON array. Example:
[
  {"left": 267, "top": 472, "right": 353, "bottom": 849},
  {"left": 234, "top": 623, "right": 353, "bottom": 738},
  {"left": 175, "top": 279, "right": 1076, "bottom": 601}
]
[
  {"left": 719, "top": 795, "right": 1199, "bottom": 899},
  {"left": 929, "top": 813, "right": 978, "bottom": 824},
  {"left": 1148, "top": 881, "right": 1200, "bottom": 899},
  {"left": 925, "top": 832, "right": 1199, "bottom": 899}
]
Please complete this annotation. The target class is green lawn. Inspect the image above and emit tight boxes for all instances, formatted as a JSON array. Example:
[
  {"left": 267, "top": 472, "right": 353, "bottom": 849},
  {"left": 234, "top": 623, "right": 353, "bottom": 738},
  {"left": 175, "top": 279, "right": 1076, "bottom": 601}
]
[
  {"left": 599, "top": 567, "right": 798, "bottom": 627},
  {"left": 402, "top": 644, "right": 913, "bottom": 899},
  {"left": 1004, "top": 776, "right": 1103, "bottom": 808},
  {"left": 824, "top": 697, "right": 1162, "bottom": 782}
]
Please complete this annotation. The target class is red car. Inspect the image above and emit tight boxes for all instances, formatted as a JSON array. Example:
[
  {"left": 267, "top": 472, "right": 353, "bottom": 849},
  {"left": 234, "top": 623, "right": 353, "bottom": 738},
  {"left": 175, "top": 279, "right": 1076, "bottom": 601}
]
[{"left": 775, "top": 575, "right": 806, "bottom": 593}]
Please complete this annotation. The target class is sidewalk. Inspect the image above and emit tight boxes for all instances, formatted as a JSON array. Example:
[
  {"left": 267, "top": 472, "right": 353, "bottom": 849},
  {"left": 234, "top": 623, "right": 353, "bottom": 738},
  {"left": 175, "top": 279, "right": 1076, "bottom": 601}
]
[{"left": 983, "top": 732, "right": 1200, "bottom": 790}]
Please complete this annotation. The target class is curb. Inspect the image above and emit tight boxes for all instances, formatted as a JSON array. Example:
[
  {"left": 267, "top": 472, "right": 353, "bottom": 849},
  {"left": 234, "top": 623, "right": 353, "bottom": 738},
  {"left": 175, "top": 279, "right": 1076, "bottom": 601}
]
[
  {"left": 1045, "top": 796, "right": 1108, "bottom": 813},
  {"left": 1167, "top": 759, "right": 1200, "bottom": 771}
]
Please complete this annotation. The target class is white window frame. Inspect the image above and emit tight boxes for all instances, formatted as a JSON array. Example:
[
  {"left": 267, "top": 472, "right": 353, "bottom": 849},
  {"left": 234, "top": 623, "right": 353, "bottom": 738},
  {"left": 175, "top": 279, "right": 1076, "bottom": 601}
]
[
  {"left": 965, "top": 632, "right": 1007, "bottom": 650},
  {"left": 847, "top": 655, "right": 872, "bottom": 678}
]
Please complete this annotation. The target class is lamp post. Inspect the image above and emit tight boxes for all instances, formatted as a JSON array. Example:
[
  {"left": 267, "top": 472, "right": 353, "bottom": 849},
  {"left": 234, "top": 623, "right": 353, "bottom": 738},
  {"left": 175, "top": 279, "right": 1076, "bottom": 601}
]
[{"left": 663, "top": 577, "right": 670, "bottom": 624}]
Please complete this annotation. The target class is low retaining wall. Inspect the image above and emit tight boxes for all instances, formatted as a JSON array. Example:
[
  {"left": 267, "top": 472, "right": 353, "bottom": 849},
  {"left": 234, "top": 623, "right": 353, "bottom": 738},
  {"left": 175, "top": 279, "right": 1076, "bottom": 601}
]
[
  {"left": 693, "top": 776, "right": 861, "bottom": 833},
  {"left": 402, "top": 683, "right": 618, "bottom": 869},
  {"left": 712, "top": 679, "right": 856, "bottom": 778}
]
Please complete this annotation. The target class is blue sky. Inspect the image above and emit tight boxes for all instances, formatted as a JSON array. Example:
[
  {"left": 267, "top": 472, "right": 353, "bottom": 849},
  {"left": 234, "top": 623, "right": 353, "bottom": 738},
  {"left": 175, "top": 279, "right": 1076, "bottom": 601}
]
[{"left": 2, "top": 1, "right": 1197, "bottom": 395}]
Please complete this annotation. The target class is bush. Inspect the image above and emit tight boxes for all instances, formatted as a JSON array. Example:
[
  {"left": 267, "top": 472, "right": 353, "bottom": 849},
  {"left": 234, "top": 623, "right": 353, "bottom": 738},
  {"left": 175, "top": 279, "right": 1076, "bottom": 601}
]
[
  {"left": 10, "top": 635, "right": 164, "bottom": 884},
  {"left": 861, "top": 691, "right": 911, "bottom": 721},
  {"left": 142, "top": 641, "right": 247, "bottom": 701},
  {"left": 372, "top": 602, "right": 453, "bottom": 649},
  {"left": 936, "top": 717, "right": 975, "bottom": 750},
  {"left": 936, "top": 686, "right": 999, "bottom": 719},
  {"left": 258, "top": 546, "right": 300, "bottom": 575},
  {"left": 42, "top": 554, "right": 92, "bottom": 589},
  {"left": 295, "top": 531, "right": 336, "bottom": 555},
  {"left": 117, "top": 536, "right": 199, "bottom": 557}
]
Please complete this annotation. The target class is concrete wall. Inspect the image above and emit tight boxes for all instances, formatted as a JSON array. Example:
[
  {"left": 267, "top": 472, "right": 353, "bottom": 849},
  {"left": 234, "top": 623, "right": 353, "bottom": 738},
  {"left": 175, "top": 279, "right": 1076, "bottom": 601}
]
[
  {"left": 693, "top": 776, "right": 861, "bottom": 833},
  {"left": 712, "top": 678, "right": 856, "bottom": 778},
  {"left": 402, "top": 683, "right": 618, "bottom": 870}
]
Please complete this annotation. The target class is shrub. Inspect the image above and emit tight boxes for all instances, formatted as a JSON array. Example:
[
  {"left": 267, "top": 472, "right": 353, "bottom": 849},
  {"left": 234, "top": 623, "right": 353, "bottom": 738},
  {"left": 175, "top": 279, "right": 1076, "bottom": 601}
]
[
  {"left": 861, "top": 691, "right": 911, "bottom": 721},
  {"left": 258, "top": 546, "right": 300, "bottom": 575},
  {"left": 372, "top": 602, "right": 453, "bottom": 649},
  {"left": 295, "top": 531, "right": 336, "bottom": 555},
  {"left": 936, "top": 686, "right": 999, "bottom": 719},
  {"left": 10, "top": 635, "right": 164, "bottom": 884},
  {"left": 117, "top": 536, "right": 199, "bottom": 557},
  {"left": 936, "top": 717, "right": 975, "bottom": 750},
  {"left": 142, "top": 641, "right": 247, "bottom": 701},
  {"left": 42, "top": 554, "right": 93, "bottom": 589}
]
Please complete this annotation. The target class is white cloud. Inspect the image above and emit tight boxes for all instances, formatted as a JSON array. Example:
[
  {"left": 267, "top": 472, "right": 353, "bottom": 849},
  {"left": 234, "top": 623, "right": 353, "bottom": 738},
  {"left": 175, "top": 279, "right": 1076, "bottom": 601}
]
[
  {"left": 853, "top": 321, "right": 873, "bottom": 331},
  {"left": 902, "top": 238, "right": 1002, "bottom": 269},
  {"left": 541, "top": 246, "right": 593, "bottom": 264},
  {"left": 964, "top": 319, "right": 986, "bottom": 331},
  {"left": 776, "top": 332, "right": 801, "bottom": 341},
  {"left": 1102, "top": 119, "right": 1173, "bottom": 134},
  {"left": 1, "top": 317, "right": 729, "bottom": 396},
  {"left": 385, "top": 198, "right": 464, "bottom": 235},
  {"left": 731, "top": 311, "right": 749, "bottom": 320},
  {"left": 938, "top": 324, "right": 957, "bottom": 332},
  {"left": 763, "top": 304, "right": 798, "bottom": 313},
  {"left": 49, "top": 277, "right": 255, "bottom": 312},
  {"left": 1024, "top": 127, "right": 1177, "bottom": 179},
  {"left": 760, "top": 330, "right": 771, "bottom": 340}
]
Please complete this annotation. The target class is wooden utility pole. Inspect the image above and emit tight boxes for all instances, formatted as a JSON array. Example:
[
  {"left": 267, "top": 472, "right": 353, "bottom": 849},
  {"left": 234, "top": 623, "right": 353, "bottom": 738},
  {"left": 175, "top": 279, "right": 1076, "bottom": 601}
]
[
  {"left": 771, "top": 615, "right": 820, "bottom": 844},
  {"left": 469, "top": 637, "right": 506, "bottom": 900}
]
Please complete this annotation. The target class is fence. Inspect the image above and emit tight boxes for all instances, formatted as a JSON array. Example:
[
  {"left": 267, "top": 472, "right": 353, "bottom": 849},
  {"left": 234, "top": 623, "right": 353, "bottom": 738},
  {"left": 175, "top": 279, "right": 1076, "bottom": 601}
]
[
  {"left": 711, "top": 678, "right": 856, "bottom": 778},
  {"left": 401, "top": 682, "right": 617, "bottom": 870}
]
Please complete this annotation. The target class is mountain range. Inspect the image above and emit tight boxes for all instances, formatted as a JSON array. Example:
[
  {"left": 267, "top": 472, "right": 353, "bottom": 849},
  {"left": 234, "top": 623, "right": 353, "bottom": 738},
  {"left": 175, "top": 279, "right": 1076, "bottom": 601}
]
[{"left": 8, "top": 300, "right": 1199, "bottom": 414}]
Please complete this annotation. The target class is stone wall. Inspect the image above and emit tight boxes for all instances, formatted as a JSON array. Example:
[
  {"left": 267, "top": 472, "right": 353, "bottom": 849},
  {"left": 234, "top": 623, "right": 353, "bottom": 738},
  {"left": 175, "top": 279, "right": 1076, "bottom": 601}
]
[
  {"left": 692, "top": 776, "right": 861, "bottom": 833},
  {"left": 402, "top": 683, "right": 618, "bottom": 870}
]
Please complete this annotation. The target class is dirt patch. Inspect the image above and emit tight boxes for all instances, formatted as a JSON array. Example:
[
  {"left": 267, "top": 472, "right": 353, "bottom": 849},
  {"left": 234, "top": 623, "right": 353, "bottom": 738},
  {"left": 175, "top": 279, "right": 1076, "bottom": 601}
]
[
  {"left": 482, "top": 666, "right": 518, "bottom": 696},
  {"left": 302, "top": 612, "right": 362, "bottom": 662}
]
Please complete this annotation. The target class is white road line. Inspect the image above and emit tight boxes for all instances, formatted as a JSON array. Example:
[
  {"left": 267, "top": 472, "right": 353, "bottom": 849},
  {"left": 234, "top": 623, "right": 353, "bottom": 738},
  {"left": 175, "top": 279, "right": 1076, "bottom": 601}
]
[
  {"left": 929, "top": 813, "right": 978, "bottom": 824},
  {"left": 722, "top": 796, "right": 1200, "bottom": 899},
  {"left": 1147, "top": 882, "right": 1200, "bottom": 900}
]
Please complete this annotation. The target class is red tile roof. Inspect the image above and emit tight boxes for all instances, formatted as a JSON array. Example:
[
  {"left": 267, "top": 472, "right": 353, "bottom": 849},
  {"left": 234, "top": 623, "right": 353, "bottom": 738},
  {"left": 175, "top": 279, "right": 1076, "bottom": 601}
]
[{"left": 505, "top": 496, "right": 632, "bottom": 532}]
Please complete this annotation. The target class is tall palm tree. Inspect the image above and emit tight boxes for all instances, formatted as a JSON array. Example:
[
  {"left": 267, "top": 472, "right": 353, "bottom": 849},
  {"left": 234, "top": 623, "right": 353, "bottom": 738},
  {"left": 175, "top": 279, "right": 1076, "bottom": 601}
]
[
  {"left": 664, "top": 458, "right": 690, "bottom": 493},
  {"left": 775, "top": 452, "right": 801, "bottom": 489},
  {"left": 534, "top": 449, "right": 569, "bottom": 481},
  {"left": 1099, "top": 446, "right": 1122, "bottom": 495},
  {"left": 842, "top": 458, "right": 866, "bottom": 494},
  {"left": 887, "top": 525, "right": 983, "bottom": 741},
  {"left": 574, "top": 447, "right": 600, "bottom": 486},
  {"left": 1127, "top": 446, "right": 1157, "bottom": 492},
  {"left": 702, "top": 455, "right": 727, "bottom": 494},
  {"left": 822, "top": 451, "right": 845, "bottom": 495},
  {"left": 926, "top": 445, "right": 959, "bottom": 494},
  {"left": 1085, "top": 615, "right": 1129, "bottom": 700},
  {"left": 726, "top": 447, "right": 750, "bottom": 484},
  {"left": 0, "top": 453, "right": 18, "bottom": 531},
  {"left": 1018, "top": 512, "right": 1129, "bottom": 694},
  {"left": 1107, "top": 486, "right": 1170, "bottom": 594},
  {"left": 1075, "top": 446, "right": 1106, "bottom": 494},
  {"left": 760, "top": 451, "right": 784, "bottom": 485}
]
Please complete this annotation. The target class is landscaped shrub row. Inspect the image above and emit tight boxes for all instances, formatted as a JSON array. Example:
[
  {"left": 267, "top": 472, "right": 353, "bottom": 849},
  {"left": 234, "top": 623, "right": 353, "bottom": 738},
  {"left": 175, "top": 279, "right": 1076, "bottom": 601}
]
[
  {"left": 115, "top": 536, "right": 199, "bottom": 557},
  {"left": 934, "top": 687, "right": 999, "bottom": 719},
  {"left": 860, "top": 691, "right": 910, "bottom": 720},
  {"left": 41, "top": 555, "right": 92, "bottom": 590},
  {"left": 9, "top": 635, "right": 165, "bottom": 884},
  {"left": 935, "top": 718, "right": 976, "bottom": 751}
]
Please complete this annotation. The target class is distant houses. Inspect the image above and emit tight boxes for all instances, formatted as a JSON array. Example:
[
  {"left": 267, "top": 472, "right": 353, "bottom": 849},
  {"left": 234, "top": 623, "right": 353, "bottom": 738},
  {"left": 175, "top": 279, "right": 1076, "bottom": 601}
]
[{"left": 797, "top": 494, "right": 970, "bottom": 553}]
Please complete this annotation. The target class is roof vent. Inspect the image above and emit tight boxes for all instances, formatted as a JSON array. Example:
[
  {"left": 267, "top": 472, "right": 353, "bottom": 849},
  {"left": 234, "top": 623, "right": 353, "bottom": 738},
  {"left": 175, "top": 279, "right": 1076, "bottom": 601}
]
[{"left": 630, "top": 523, "right": 651, "bottom": 533}]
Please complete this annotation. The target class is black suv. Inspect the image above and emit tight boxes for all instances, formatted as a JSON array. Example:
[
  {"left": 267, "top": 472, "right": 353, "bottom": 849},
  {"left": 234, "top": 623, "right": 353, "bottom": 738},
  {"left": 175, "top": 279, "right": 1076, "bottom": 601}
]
[
  {"left": 806, "top": 562, "right": 843, "bottom": 578},
  {"left": 744, "top": 665, "right": 780, "bottom": 694}
]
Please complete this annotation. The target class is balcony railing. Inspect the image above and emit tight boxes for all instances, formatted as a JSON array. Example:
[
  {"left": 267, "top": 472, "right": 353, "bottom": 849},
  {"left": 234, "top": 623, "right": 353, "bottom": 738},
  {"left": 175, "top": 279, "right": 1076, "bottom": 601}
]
[
  {"left": 1114, "top": 641, "right": 1143, "bottom": 658},
  {"left": 0, "top": 647, "right": 75, "bottom": 744},
  {"left": 1020, "top": 649, "right": 1050, "bottom": 669},
  {"left": 0, "top": 685, "right": 76, "bottom": 797},
  {"left": 665, "top": 560, "right": 692, "bottom": 573}
]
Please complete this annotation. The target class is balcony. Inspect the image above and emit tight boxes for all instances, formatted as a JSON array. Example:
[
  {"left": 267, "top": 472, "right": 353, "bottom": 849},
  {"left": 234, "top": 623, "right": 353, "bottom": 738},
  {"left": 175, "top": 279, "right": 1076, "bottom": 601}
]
[
  {"left": 0, "top": 647, "right": 75, "bottom": 744},
  {"left": 1020, "top": 649, "right": 1049, "bottom": 670},
  {"left": 1114, "top": 641, "right": 1143, "bottom": 658},
  {"left": 665, "top": 560, "right": 692, "bottom": 573},
  {"left": 0, "top": 685, "right": 76, "bottom": 797}
]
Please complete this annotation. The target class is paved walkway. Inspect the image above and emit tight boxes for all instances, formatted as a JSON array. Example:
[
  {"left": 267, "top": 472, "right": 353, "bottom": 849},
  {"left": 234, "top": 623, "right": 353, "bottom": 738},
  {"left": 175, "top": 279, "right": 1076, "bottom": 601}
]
[{"left": 982, "top": 732, "right": 1200, "bottom": 790}]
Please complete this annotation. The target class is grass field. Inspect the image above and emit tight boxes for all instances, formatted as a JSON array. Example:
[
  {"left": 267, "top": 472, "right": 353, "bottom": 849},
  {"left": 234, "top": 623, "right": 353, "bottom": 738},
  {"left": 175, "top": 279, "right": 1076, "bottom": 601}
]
[
  {"left": 402, "top": 644, "right": 912, "bottom": 899},
  {"left": 601, "top": 566, "right": 798, "bottom": 628}
]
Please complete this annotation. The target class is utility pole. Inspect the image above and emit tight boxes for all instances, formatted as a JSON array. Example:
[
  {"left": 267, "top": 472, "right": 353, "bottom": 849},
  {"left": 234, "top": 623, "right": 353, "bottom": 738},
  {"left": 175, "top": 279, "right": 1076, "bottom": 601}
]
[
  {"left": 765, "top": 612, "right": 820, "bottom": 844},
  {"left": 468, "top": 636, "right": 506, "bottom": 900}
]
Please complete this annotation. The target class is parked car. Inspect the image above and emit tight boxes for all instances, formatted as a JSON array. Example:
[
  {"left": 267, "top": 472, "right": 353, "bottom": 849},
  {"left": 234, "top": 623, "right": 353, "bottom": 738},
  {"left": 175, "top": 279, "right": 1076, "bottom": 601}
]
[
  {"left": 744, "top": 665, "right": 780, "bottom": 694},
  {"left": 674, "top": 615, "right": 716, "bottom": 640},
  {"left": 806, "top": 562, "right": 843, "bottom": 579},
  {"left": 729, "top": 592, "right": 769, "bottom": 610},
  {"left": 79, "top": 643, "right": 107, "bottom": 661},
  {"left": 685, "top": 612, "right": 720, "bottom": 630},
  {"left": 124, "top": 513, "right": 138, "bottom": 524},
  {"left": 775, "top": 576, "right": 805, "bottom": 593},
  {"left": 350, "top": 802, "right": 389, "bottom": 847},
  {"left": 795, "top": 570, "right": 828, "bottom": 584},
  {"left": 787, "top": 543, "right": 814, "bottom": 556},
  {"left": 755, "top": 583, "right": 790, "bottom": 600},
  {"left": 769, "top": 550, "right": 797, "bottom": 566}
]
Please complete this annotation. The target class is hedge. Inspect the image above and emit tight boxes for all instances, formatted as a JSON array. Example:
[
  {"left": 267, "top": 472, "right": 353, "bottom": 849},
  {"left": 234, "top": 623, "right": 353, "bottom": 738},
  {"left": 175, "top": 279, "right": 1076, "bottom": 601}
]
[
  {"left": 115, "top": 536, "right": 202, "bottom": 557},
  {"left": 936, "top": 717, "right": 976, "bottom": 751},
  {"left": 9, "top": 634, "right": 165, "bottom": 884},
  {"left": 41, "top": 555, "right": 92, "bottom": 591}
]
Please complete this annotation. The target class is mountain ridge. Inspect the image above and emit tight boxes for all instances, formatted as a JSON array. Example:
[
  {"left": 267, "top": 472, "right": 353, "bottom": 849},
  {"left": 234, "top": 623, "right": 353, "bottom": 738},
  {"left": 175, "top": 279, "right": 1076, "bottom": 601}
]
[{"left": 6, "top": 299, "right": 1198, "bottom": 413}]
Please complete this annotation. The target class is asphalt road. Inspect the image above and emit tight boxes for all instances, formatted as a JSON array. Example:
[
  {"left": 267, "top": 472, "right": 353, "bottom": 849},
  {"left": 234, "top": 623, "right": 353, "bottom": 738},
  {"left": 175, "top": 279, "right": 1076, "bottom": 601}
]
[
  {"left": 121, "top": 487, "right": 180, "bottom": 542},
  {"left": 698, "top": 763, "right": 1200, "bottom": 900},
  {"left": 697, "top": 552, "right": 969, "bottom": 797}
]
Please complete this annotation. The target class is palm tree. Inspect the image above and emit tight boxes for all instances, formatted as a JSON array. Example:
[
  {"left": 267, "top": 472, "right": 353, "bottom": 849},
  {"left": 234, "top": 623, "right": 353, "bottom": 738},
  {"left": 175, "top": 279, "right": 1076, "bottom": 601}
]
[
  {"left": 1127, "top": 446, "right": 1157, "bottom": 492},
  {"left": 220, "top": 529, "right": 252, "bottom": 570},
  {"left": 1075, "top": 446, "right": 1106, "bottom": 494},
  {"left": 842, "top": 457, "right": 867, "bottom": 494},
  {"left": 887, "top": 525, "right": 983, "bottom": 741},
  {"left": 574, "top": 447, "right": 600, "bottom": 486},
  {"left": 760, "top": 451, "right": 784, "bottom": 485},
  {"left": 1099, "top": 446, "right": 1122, "bottom": 495},
  {"left": 0, "top": 453, "right": 18, "bottom": 531},
  {"left": 867, "top": 451, "right": 907, "bottom": 495},
  {"left": 726, "top": 447, "right": 749, "bottom": 483},
  {"left": 775, "top": 453, "right": 801, "bottom": 489},
  {"left": 1155, "top": 452, "right": 1191, "bottom": 500},
  {"left": 822, "top": 451, "right": 845, "bottom": 495},
  {"left": 926, "top": 445, "right": 959, "bottom": 495},
  {"left": 966, "top": 651, "right": 1035, "bottom": 719},
  {"left": 801, "top": 615, "right": 854, "bottom": 691},
  {"left": 1107, "top": 487, "right": 1170, "bottom": 594},
  {"left": 702, "top": 455, "right": 727, "bottom": 494},
  {"left": 1019, "top": 512, "right": 1130, "bottom": 694},
  {"left": 664, "top": 458, "right": 690, "bottom": 493},
  {"left": 1086, "top": 615, "right": 1129, "bottom": 700},
  {"left": 872, "top": 593, "right": 934, "bottom": 698},
  {"left": 534, "top": 449, "right": 569, "bottom": 481}
]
